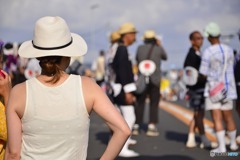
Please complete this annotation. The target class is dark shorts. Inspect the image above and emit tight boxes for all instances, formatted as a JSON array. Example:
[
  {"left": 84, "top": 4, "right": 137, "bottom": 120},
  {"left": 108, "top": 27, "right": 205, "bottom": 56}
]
[{"left": 188, "top": 90, "right": 205, "bottom": 111}]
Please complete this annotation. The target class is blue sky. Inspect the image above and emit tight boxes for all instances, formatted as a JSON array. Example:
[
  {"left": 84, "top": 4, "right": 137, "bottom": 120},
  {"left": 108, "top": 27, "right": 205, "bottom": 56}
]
[{"left": 0, "top": 0, "right": 240, "bottom": 70}]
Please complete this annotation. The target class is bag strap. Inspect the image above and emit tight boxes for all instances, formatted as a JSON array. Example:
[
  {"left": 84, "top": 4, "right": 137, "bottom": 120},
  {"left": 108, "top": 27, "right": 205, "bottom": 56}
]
[
  {"left": 147, "top": 44, "right": 155, "bottom": 59},
  {"left": 219, "top": 44, "right": 229, "bottom": 92},
  {"left": 219, "top": 44, "right": 227, "bottom": 79}
]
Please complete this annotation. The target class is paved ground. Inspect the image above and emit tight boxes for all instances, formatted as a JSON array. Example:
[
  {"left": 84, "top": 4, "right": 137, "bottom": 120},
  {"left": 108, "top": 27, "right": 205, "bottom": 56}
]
[{"left": 86, "top": 100, "right": 240, "bottom": 160}]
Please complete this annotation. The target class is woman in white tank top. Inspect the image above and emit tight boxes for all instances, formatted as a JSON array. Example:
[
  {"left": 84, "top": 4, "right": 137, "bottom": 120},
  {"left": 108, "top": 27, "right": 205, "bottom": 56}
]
[{"left": 5, "top": 16, "right": 131, "bottom": 160}]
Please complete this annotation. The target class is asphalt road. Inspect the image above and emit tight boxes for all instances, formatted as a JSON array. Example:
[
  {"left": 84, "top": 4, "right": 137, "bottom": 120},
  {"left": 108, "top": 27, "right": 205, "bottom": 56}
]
[{"left": 86, "top": 100, "right": 240, "bottom": 160}]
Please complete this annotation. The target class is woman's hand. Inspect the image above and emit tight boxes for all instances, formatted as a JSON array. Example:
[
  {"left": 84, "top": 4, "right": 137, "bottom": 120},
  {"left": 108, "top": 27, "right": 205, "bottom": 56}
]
[{"left": 125, "top": 92, "right": 135, "bottom": 105}]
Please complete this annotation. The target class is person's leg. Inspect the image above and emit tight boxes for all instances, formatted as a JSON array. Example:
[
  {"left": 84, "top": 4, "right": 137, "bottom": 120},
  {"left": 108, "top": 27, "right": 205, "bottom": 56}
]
[
  {"left": 186, "top": 91, "right": 202, "bottom": 148},
  {"left": 211, "top": 109, "right": 224, "bottom": 131},
  {"left": 120, "top": 105, "right": 136, "bottom": 132},
  {"left": 149, "top": 84, "right": 160, "bottom": 124},
  {"left": 222, "top": 109, "right": 238, "bottom": 151},
  {"left": 194, "top": 109, "right": 212, "bottom": 147},
  {"left": 119, "top": 105, "right": 139, "bottom": 157},
  {"left": 236, "top": 85, "right": 240, "bottom": 117},
  {"left": 236, "top": 100, "right": 240, "bottom": 145},
  {"left": 133, "top": 90, "right": 148, "bottom": 135},
  {"left": 236, "top": 100, "right": 240, "bottom": 118},
  {"left": 222, "top": 110, "right": 236, "bottom": 132},
  {"left": 195, "top": 110, "right": 205, "bottom": 134},
  {"left": 211, "top": 109, "right": 226, "bottom": 152},
  {"left": 147, "top": 83, "right": 160, "bottom": 136},
  {"left": 189, "top": 118, "right": 195, "bottom": 133},
  {"left": 186, "top": 117, "right": 197, "bottom": 148}
]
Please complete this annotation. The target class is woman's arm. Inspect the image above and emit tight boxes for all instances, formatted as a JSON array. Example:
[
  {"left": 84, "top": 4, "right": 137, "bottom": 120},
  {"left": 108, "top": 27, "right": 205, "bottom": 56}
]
[
  {"left": 82, "top": 77, "right": 131, "bottom": 160},
  {"left": 5, "top": 84, "right": 25, "bottom": 160}
]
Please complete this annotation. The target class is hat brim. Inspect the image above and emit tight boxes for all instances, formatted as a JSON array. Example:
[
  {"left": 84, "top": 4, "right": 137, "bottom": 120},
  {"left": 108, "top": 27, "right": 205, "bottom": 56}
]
[
  {"left": 141, "top": 36, "right": 156, "bottom": 40},
  {"left": 3, "top": 49, "right": 14, "bottom": 55},
  {"left": 119, "top": 30, "right": 138, "bottom": 35},
  {"left": 203, "top": 30, "right": 209, "bottom": 37},
  {"left": 203, "top": 29, "right": 220, "bottom": 38},
  {"left": 18, "top": 33, "right": 87, "bottom": 58}
]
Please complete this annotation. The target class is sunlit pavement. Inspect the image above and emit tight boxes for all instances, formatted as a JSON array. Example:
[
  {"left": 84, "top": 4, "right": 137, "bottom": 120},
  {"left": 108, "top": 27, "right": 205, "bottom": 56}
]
[{"left": 87, "top": 100, "right": 240, "bottom": 160}]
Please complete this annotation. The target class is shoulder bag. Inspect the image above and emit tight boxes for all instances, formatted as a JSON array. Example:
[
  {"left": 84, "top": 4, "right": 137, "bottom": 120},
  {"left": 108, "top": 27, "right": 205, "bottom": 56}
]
[
  {"left": 135, "top": 45, "right": 155, "bottom": 94},
  {"left": 208, "top": 45, "right": 227, "bottom": 103}
]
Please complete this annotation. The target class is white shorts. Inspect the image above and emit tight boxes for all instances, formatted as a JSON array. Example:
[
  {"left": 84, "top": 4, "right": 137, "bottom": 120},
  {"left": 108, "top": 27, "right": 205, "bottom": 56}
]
[{"left": 205, "top": 97, "right": 233, "bottom": 111}]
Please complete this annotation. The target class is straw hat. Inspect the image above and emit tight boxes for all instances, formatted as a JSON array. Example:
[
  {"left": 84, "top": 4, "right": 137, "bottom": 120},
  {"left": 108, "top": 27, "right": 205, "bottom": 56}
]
[
  {"left": 204, "top": 22, "right": 221, "bottom": 37},
  {"left": 118, "top": 22, "right": 137, "bottom": 35},
  {"left": 110, "top": 31, "right": 120, "bottom": 42},
  {"left": 19, "top": 16, "right": 87, "bottom": 58},
  {"left": 142, "top": 30, "right": 156, "bottom": 40}
]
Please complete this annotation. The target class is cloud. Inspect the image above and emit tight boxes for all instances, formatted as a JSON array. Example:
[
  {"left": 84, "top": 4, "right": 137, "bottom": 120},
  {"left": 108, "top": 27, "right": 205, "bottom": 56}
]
[
  {"left": 1, "top": 0, "right": 239, "bottom": 34},
  {"left": 0, "top": 0, "right": 239, "bottom": 69}
]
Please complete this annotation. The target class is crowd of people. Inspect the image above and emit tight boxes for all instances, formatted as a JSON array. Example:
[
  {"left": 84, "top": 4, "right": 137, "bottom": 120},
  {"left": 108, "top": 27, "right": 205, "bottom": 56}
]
[
  {"left": 0, "top": 16, "right": 240, "bottom": 159},
  {"left": 182, "top": 23, "right": 240, "bottom": 153}
]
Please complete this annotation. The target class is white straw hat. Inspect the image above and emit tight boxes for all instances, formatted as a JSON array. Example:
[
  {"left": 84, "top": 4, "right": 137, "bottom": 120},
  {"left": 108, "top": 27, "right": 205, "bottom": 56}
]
[
  {"left": 110, "top": 31, "right": 120, "bottom": 42},
  {"left": 3, "top": 42, "right": 14, "bottom": 55},
  {"left": 204, "top": 22, "right": 221, "bottom": 37},
  {"left": 142, "top": 30, "right": 156, "bottom": 40},
  {"left": 118, "top": 22, "right": 138, "bottom": 35},
  {"left": 19, "top": 16, "right": 87, "bottom": 58}
]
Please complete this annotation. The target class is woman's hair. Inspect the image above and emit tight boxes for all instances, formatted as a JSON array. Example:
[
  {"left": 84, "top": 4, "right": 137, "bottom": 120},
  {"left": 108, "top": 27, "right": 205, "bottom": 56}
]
[
  {"left": 189, "top": 31, "right": 200, "bottom": 40},
  {"left": 119, "top": 35, "right": 124, "bottom": 44},
  {"left": 37, "top": 56, "right": 62, "bottom": 84},
  {"left": 144, "top": 38, "right": 157, "bottom": 45}
]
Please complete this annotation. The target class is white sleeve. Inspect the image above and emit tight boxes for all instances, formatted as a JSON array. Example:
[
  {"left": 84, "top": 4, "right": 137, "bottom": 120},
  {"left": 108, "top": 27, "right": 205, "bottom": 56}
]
[
  {"left": 123, "top": 83, "right": 137, "bottom": 93},
  {"left": 199, "top": 49, "right": 210, "bottom": 76}
]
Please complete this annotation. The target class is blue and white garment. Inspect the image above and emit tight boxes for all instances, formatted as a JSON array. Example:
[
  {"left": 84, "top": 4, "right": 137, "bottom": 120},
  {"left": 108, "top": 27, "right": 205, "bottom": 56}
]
[{"left": 199, "top": 43, "right": 237, "bottom": 99}]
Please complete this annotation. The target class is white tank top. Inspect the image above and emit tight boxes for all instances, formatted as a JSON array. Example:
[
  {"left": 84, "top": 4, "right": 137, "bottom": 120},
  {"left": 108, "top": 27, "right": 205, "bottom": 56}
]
[{"left": 21, "top": 75, "right": 90, "bottom": 160}]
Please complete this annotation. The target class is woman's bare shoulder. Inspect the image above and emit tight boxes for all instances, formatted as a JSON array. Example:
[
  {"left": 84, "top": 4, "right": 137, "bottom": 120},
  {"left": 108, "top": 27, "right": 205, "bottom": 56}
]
[
  {"left": 11, "top": 82, "right": 26, "bottom": 96},
  {"left": 8, "top": 82, "right": 26, "bottom": 116},
  {"left": 81, "top": 76, "right": 97, "bottom": 86},
  {"left": 80, "top": 76, "right": 103, "bottom": 98}
]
